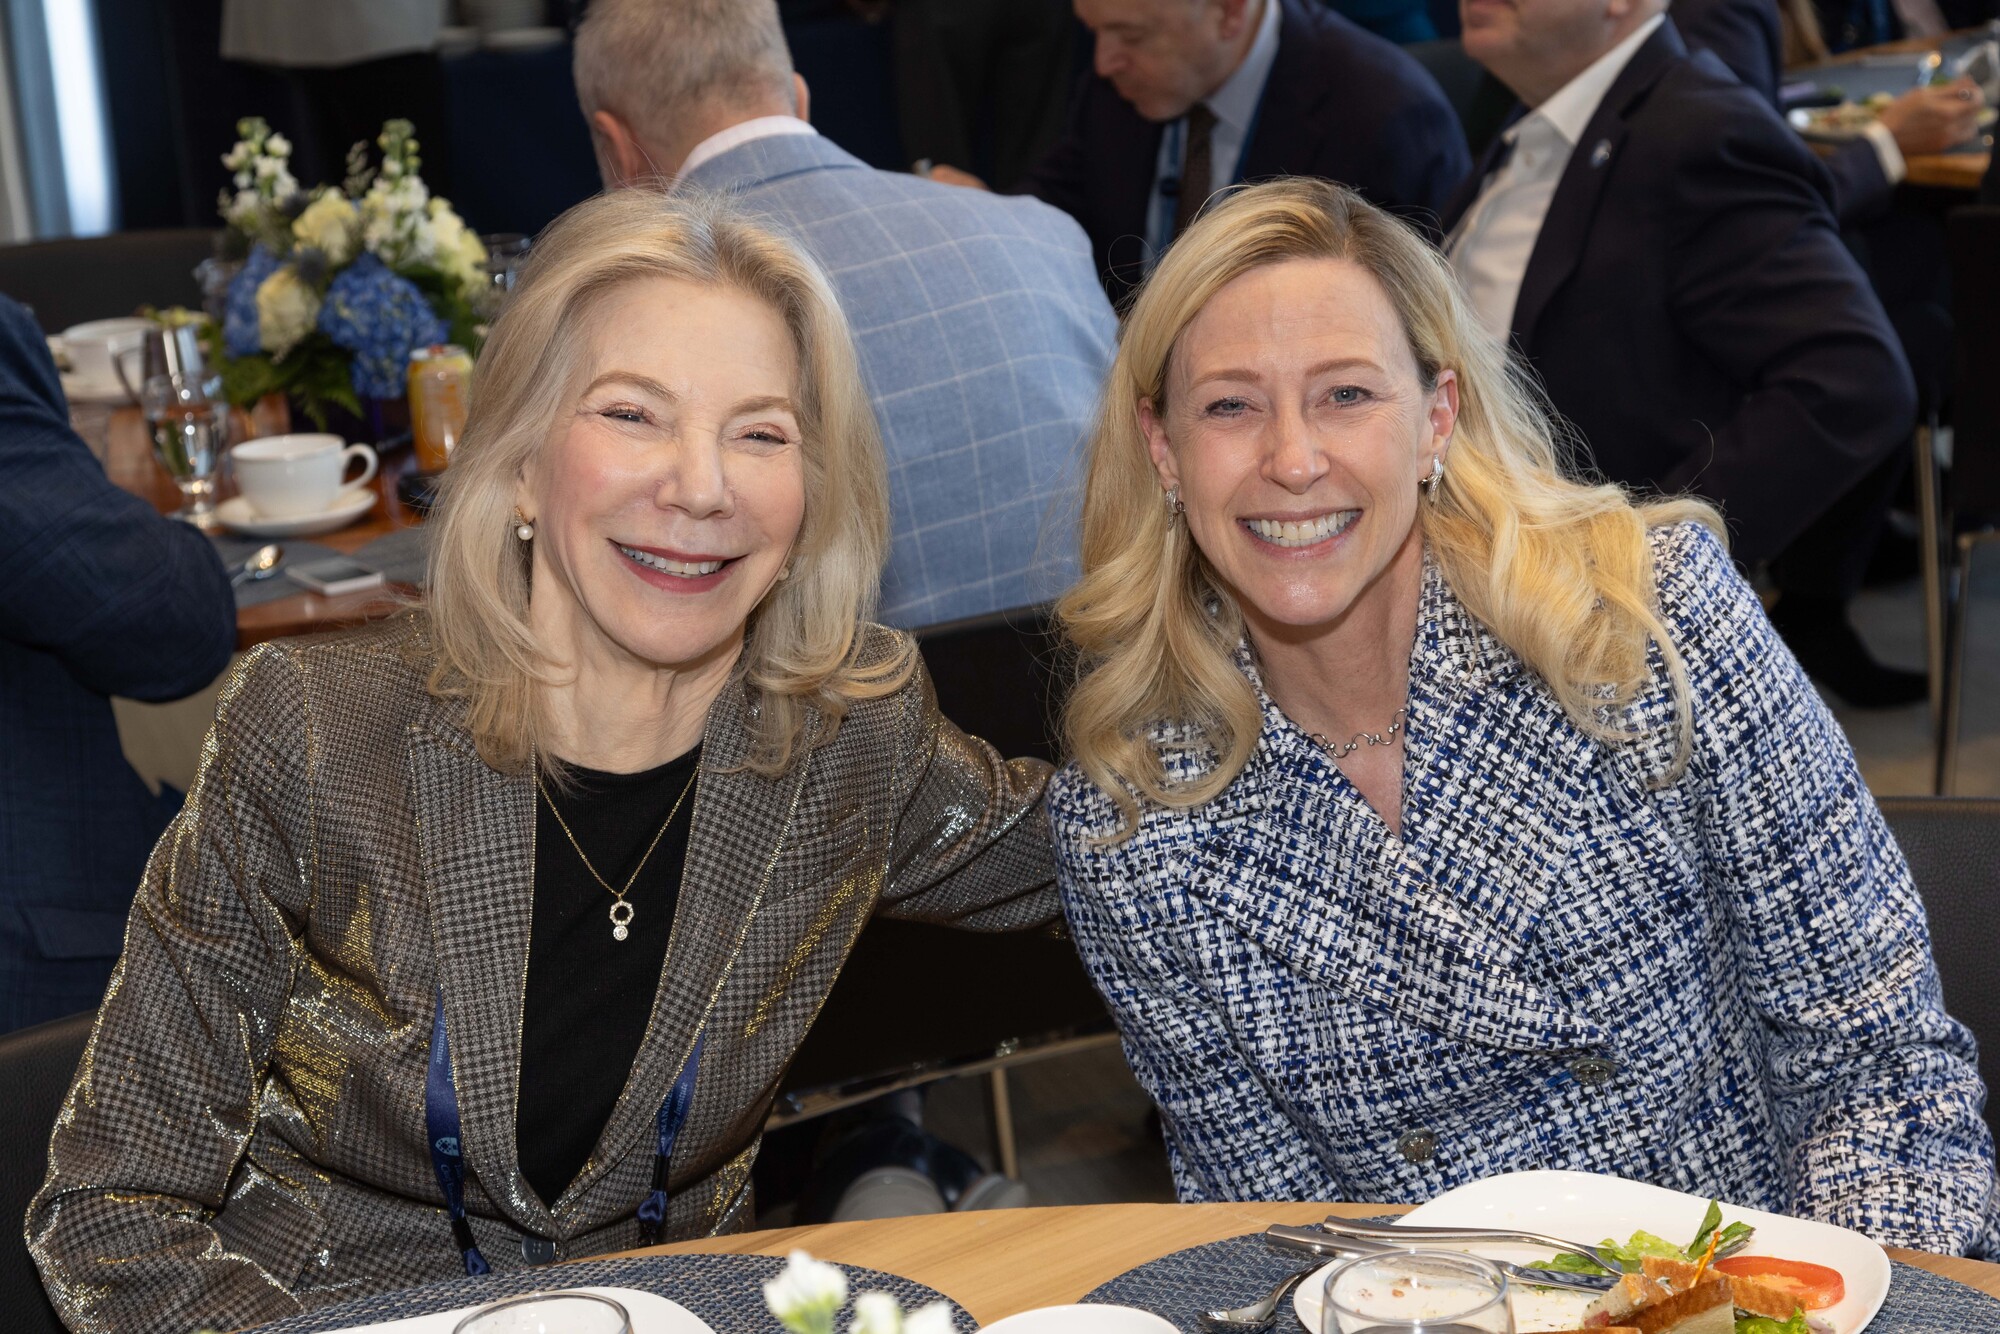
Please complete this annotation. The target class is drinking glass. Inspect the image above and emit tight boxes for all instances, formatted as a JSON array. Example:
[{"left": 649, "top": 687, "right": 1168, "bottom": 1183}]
[
  {"left": 479, "top": 232, "right": 533, "bottom": 315},
  {"left": 1320, "top": 1250, "right": 1514, "bottom": 1334},
  {"left": 141, "top": 371, "right": 231, "bottom": 530},
  {"left": 452, "top": 1290, "right": 631, "bottom": 1334}
]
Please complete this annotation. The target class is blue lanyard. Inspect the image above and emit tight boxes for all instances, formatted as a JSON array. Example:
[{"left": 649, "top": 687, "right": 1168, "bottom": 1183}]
[{"left": 425, "top": 990, "right": 704, "bottom": 1273}]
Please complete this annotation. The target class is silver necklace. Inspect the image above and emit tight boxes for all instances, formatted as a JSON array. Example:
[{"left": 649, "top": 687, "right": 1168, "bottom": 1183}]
[{"left": 1309, "top": 708, "right": 1408, "bottom": 760}]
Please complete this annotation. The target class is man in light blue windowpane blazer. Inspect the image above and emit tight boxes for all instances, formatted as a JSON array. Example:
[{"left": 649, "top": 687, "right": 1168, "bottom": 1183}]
[{"left": 575, "top": 0, "right": 1117, "bottom": 629}]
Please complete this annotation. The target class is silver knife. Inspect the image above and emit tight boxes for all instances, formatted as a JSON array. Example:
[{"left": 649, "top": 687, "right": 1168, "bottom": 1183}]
[{"left": 1263, "top": 1225, "right": 1619, "bottom": 1293}]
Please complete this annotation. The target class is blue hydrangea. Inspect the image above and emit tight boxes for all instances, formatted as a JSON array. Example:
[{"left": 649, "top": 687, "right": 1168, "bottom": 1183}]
[
  {"left": 222, "top": 244, "right": 280, "bottom": 358},
  {"left": 316, "top": 253, "right": 449, "bottom": 400}
]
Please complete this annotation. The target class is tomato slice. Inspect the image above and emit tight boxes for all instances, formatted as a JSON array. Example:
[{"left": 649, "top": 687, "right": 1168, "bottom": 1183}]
[{"left": 1712, "top": 1256, "right": 1847, "bottom": 1310}]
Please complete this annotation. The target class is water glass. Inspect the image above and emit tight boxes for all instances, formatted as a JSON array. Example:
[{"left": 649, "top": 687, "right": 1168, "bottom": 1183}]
[
  {"left": 141, "top": 371, "right": 231, "bottom": 530},
  {"left": 1320, "top": 1250, "right": 1514, "bottom": 1334},
  {"left": 452, "top": 1290, "right": 631, "bottom": 1334}
]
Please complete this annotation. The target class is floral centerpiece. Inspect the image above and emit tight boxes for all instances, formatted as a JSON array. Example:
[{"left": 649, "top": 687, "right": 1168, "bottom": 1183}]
[
  {"left": 207, "top": 116, "right": 488, "bottom": 429},
  {"left": 764, "top": 1250, "right": 955, "bottom": 1334}
]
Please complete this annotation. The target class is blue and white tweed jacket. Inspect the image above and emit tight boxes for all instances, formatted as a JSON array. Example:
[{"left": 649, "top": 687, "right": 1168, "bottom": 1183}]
[{"left": 1050, "top": 522, "right": 2000, "bottom": 1256}]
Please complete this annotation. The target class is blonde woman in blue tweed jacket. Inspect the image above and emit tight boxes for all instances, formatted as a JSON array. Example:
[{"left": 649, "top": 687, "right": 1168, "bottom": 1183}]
[{"left": 1048, "top": 179, "right": 2000, "bottom": 1257}]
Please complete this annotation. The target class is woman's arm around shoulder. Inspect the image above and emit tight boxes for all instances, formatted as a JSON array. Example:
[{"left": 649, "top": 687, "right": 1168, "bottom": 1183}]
[
  {"left": 28, "top": 642, "right": 317, "bottom": 1334},
  {"left": 1046, "top": 765, "right": 1339, "bottom": 1203},
  {"left": 1653, "top": 519, "right": 1999, "bottom": 1256},
  {"left": 856, "top": 625, "right": 1058, "bottom": 930}
]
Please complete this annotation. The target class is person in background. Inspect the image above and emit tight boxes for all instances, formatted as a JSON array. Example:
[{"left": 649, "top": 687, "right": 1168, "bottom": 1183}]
[
  {"left": 575, "top": 0, "right": 1117, "bottom": 629},
  {"left": 931, "top": 0, "right": 1470, "bottom": 302},
  {"left": 0, "top": 294, "right": 234, "bottom": 1035},
  {"left": 1444, "top": 0, "right": 1922, "bottom": 705},
  {"left": 29, "top": 189, "right": 1057, "bottom": 1334},
  {"left": 1050, "top": 179, "right": 1997, "bottom": 1255},
  {"left": 1673, "top": 0, "right": 1986, "bottom": 226}
]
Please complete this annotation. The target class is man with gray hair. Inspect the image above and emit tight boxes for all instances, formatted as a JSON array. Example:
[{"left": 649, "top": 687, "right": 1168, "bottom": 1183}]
[{"left": 575, "top": 0, "right": 1117, "bottom": 629}]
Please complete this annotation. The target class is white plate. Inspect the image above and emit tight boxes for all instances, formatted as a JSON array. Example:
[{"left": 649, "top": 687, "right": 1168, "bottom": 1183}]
[
  {"left": 217, "top": 487, "right": 376, "bottom": 538},
  {"left": 1294, "top": 1170, "right": 1891, "bottom": 1333},
  {"left": 311, "top": 1285, "right": 714, "bottom": 1333},
  {"left": 59, "top": 370, "right": 134, "bottom": 405}
]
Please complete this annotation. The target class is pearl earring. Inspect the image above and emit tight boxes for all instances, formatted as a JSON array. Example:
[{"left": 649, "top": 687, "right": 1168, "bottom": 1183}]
[{"left": 514, "top": 516, "right": 535, "bottom": 541}]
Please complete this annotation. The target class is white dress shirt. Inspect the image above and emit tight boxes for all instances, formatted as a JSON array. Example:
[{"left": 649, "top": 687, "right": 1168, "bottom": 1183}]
[
  {"left": 1145, "top": 0, "right": 1284, "bottom": 257},
  {"left": 1448, "top": 14, "right": 1664, "bottom": 341},
  {"left": 679, "top": 117, "right": 820, "bottom": 179}
]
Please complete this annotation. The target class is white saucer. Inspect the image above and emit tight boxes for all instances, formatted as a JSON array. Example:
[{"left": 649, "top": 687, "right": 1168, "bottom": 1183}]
[
  {"left": 60, "top": 371, "right": 133, "bottom": 405},
  {"left": 217, "top": 487, "right": 376, "bottom": 538}
]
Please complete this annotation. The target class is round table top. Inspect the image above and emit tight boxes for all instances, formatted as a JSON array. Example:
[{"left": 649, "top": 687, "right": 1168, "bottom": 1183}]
[{"left": 629, "top": 1201, "right": 2000, "bottom": 1326}]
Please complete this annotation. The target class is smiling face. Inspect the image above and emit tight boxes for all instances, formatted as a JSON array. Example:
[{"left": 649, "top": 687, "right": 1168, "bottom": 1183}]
[
  {"left": 1076, "top": 0, "right": 1245, "bottom": 122},
  {"left": 517, "top": 276, "right": 807, "bottom": 681},
  {"left": 1141, "top": 257, "right": 1457, "bottom": 643}
]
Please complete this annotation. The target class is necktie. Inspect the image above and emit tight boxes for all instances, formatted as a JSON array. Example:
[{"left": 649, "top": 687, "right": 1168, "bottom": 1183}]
[{"left": 1173, "top": 103, "right": 1218, "bottom": 239}]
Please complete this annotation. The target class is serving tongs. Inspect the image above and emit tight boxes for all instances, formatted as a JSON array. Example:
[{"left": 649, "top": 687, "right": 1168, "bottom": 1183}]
[{"left": 1262, "top": 1224, "right": 1620, "bottom": 1294}]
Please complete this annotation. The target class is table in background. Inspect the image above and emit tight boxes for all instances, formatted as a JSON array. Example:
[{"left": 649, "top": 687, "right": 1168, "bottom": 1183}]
[
  {"left": 1793, "top": 30, "right": 1995, "bottom": 191},
  {"left": 104, "top": 407, "right": 423, "bottom": 650},
  {"left": 632, "top": 1201, "right": 2000, "bottom": 1326}
]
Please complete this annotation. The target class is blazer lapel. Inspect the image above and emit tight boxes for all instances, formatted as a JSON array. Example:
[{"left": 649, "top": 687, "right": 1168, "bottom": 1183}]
[
  {"left": 1439, "top": 129, "right": 1512, "bottom": 236},
  {"left": 406, "top": 698, "right": 546, "bottom": 1235},
  {"left": 1510, "top": 24, "right": 1681, "bottom": 353},
  {"left": 1239, "top": 0, "right": 1330, "bottom": 184},
  {"left": 554, "top": 681, "right": 814, "bottom": 1216}
]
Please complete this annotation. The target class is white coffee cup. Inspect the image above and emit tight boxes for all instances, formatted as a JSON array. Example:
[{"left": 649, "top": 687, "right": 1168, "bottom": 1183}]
[
  {"left": 59, "top": 317, "right": 153, "bottom": 389},
  {"left": 232, "top": 434, "right": 379, "bottom": 519}
]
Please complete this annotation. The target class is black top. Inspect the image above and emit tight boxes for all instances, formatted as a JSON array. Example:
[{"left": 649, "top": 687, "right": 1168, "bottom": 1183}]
[{"left": 518, "top": 745, "right": 700, "bottom": 1209}]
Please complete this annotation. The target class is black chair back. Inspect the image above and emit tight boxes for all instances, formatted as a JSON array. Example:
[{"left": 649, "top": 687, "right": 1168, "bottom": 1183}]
[
  {"left": 1948, "top": 207, "right": 2000, "bottom": 519},
  {"left": 0, "top": 230, "right": 213, "bottom": 333},
  {"left": 0, "top": 1011, "right": 94, "bottom": 1334},
  {"left": 1878, "top": 797, "right": 2000, "bottom": 1149},
  {"left": 775, "top": 605, "right": 1107, "bottom": 1111}
]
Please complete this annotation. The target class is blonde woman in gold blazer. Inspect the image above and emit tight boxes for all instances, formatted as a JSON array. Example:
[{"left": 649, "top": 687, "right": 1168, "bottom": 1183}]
[{"left": 28, "top": 189, "right": 1056, "bottom": 1334}]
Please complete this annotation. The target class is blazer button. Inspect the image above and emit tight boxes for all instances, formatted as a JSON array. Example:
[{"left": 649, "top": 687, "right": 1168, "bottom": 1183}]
[
  {"left": 1396, "top": 1129, "right": 1439, "bottom": 1163},
  {"left": 522, "top": 1235, "right": 557, "bottom": 1265},
  {"left": 1568, "top": 1056, "right": 1619, "bottom": 1087}
]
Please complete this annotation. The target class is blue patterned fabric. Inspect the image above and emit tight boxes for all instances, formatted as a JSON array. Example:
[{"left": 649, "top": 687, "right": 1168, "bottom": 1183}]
[
  {"left": 681, "top": 132, "right": 1117, "bottom": 628},
  {"left": 1050, "top": 521, "right": 2000, "bottom": 1258}
]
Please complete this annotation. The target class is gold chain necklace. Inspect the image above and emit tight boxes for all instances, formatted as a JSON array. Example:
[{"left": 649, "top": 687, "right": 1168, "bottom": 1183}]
[{"left": 535, "top": 767, "right": 698, "bottom": 941}]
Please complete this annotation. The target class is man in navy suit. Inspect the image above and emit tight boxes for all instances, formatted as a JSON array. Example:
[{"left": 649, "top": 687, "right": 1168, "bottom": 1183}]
[
  {"left": 0, "top": 294, "right": 234, "bottom": 1032},
  {"left": 934, "top": 0, "right": 1470, "bottom": 301},
  {"left": 1673, "top": 0, "right": 1985, "bottom": 226},
  {"left": 1444, "top": 0, "right": 1921, "bottom": 704}
]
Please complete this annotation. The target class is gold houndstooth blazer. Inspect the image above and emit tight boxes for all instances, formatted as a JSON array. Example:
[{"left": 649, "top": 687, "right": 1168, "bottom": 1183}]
[{"left": 27, "top": 612, "right": 1057, "bottom": 1334}]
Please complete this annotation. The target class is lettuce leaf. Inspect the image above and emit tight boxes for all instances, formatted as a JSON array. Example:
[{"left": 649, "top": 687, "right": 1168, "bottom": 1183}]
[{"left": 1735, "top": 1310, "right": 1810, "bottom": 1334}]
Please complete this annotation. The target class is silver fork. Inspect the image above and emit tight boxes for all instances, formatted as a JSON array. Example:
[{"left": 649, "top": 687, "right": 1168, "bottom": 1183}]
[{"left": 1199, "top": 1266, "right": 1318, "bottom": 1328}]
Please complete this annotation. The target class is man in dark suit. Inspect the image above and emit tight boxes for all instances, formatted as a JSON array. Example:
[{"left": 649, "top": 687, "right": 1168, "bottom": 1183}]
[
  {"left": 1673, "top": 0, "right": 1986, "bottom": 226},
  {"left": 1446, "top": 0, "right": 1921, "bottom": 704},
  {"left": 0, "top": 295, "right": 234, "bottom": 1031},
  {"left": 933, "top": 0, "right": 1469, "bottom": 300}
]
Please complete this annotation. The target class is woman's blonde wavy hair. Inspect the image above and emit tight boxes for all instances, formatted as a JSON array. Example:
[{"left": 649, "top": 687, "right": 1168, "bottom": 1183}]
[
  {"left": 1059, "top": 178, "right": 1721, "bottom": 838},
  {"left": 426, "top": 186, "right": 912, "bottom": 775}
]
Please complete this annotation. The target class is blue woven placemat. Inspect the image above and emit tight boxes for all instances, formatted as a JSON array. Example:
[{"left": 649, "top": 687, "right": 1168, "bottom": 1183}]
[
  {"left": 250, "top": 1253, "right": 975, "bottom": 1333},
  {"left": 1082, "top": 1232, "right": 2000, "bottom": 1334}
]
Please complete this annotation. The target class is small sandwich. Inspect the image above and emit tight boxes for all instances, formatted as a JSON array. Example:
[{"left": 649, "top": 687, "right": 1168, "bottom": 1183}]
[
  {"left": 1641, "top": 1255, "right": 1802, "bottom": 1322},
  {"left": 1577, "top": 1273, "right": 1736, "bottom": 1333}
]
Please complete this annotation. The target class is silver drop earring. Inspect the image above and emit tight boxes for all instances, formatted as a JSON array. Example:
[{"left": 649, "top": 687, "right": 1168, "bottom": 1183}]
[
  {"left": 1424, "top": 455, "right": 1444, "bottom": 506},
  {"left": 1165, "top": 486, "right": 1185, "bottom": 517}
]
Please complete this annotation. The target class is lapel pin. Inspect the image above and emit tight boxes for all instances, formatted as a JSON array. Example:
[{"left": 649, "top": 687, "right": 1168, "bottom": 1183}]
[{"left": 1589, "top": 139, "right": 1613, "bottom": 168}]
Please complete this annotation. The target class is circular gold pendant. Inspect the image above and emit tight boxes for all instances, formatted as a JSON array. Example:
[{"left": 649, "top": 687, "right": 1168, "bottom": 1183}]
[{"left": 609, "top": 899, "right": 635, "bottom": 942}]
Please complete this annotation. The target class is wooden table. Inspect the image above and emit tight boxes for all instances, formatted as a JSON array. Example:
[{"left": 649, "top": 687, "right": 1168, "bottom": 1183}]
[
  {"left": 105, "top": 406, "right": 422, "bottom": 649},
  {"left": 632, "top": 1201, "right": 2000, "bottom": 1326},
  {"left": 1797, "top": 31, "right": 1993, "bottom": 191}
]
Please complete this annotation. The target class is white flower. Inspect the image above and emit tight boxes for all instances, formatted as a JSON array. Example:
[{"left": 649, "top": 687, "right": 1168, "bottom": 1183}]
[
  {"left": 254, "top": 155, "right": 280, "bottom": 180},
  {"left": 254, "top": 266, "right": 321, "bottom": 360},
  {"left": 764, "top": 1250, "right": 849, "bottom": 1334},
  {"left": 266, "top": 133, "right": 291, "bottom": 157},
  {"left": 849, "top": 1292, "right": 903, "bottom": 1334},
  {"left": 293, "top": 191, "right": 361, "bottom": 264},
  {"left": 901, "top": 1303, "right": 953, "bottom": 1334}
]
